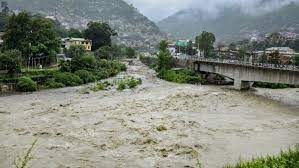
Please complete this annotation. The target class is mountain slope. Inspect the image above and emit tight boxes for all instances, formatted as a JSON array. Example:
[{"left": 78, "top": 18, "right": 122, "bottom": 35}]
[
  {"left": 8, "top": 0, "right": 165, "bottom": 51},
  {"left": 158, "top": 2, "right": 299, "bottom": 41}
]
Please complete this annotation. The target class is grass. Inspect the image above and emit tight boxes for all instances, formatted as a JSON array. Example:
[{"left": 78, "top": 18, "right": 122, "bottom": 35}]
[
  {"left": 14, "top": 139, "right": 38, "bottom": 168},
  {"left": 225, "top": 145, "right": 299, "bottom": 168}
]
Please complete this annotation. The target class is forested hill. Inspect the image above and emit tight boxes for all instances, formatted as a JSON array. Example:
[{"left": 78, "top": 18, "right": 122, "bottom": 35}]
[
  {"left": 7, "top": 0, "right": 165, "bottom": 51},
  {"left": 158, "top": 2, "right": 299, "bottom": 42}
]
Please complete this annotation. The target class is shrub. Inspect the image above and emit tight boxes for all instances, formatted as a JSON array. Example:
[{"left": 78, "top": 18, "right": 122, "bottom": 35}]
[
  {"left": 158, "top": 69, "right": 202, "bottom": 84},
  {"left": 127, "top": 77, "right": 142, "bottom": 89},
  {"left": 54, "top": 72, "right": 83, "bottom": 86},
  {"left": 71, "top": 55, "right": 98, "bottom": 72},
  {"left": 16, "top": 77, "right": 37, "bottom": 92},
  {"left": 59, "top": 61, "right": 72, "bottom": 72},
  {"left": 117, "top": 82, "right": 126, "bottom": 91},
  {"left": 42, "top": 79, "right": 65, "bottom": 89},
  {"left": 254, "top": 82, "right": 290, "bottom": 89},
  {"left": 75, "top": 70, "right": 96, "bottom": 84},
  {"left": 0, "top": 50, "right": 22, "bottom": 75},
  {"left": 90, "top": 83, "right": 105, "bottom": 92},
  {"left": 111, "top": 61, "right": 127, "bottom": 72},
  {"left": 93, "top": 70, "right": 109, "bottom": 80}
]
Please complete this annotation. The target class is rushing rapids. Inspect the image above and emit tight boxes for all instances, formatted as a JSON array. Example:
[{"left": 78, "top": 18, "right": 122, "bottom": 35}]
[{"left": 0, "top": 60, "right": 298, "bottom": 168}]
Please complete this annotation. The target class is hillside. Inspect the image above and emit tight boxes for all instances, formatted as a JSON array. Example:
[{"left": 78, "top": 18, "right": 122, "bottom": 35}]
[
  {"left": 158, "top": 2, "right": 299, "bottom": 42},
  {"left": 8, "top": 0, "right": 165, "bottom": 51}
]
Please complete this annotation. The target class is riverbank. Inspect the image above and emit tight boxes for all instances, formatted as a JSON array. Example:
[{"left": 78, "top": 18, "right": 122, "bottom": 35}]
[{"left": 0, "top": 60, "right": 298, "bottom": 168}]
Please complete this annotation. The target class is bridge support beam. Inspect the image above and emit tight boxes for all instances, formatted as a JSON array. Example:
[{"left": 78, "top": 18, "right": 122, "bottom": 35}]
[{"left": 234, "top": 80, "right": 252, "bottom": 90}]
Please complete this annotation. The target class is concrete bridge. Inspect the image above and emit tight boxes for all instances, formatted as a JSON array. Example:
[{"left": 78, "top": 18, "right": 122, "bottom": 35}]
[{"left": 174, "top": 56, "right": 299, "bottom": 90}]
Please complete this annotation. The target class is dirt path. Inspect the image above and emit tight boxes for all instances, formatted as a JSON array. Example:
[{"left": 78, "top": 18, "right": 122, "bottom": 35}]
[{"left": 0, "top": 60, "right": 298, "bottom": 168}]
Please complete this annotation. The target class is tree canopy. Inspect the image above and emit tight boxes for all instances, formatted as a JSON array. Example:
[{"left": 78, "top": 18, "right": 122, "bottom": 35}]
[
  {"left": 84, "top": 22, "right": 117, "bottom": 51},
  {"left": 0, "top": 50, "right": 22, "bottom": 75},
  {"left": 195, "top": 31, "right": 216, "bottom": 57},
  {"left": 156, "top": 40, "right": 172, "bottom": 70},
  {"left": 3, "top": 12, "right": 60, "bottom": 60}
]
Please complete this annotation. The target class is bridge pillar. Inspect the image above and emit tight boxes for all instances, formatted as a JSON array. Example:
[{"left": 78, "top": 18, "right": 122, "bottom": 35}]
[{"left": 234, "top": 80, "right": 252, "bottom": 90}]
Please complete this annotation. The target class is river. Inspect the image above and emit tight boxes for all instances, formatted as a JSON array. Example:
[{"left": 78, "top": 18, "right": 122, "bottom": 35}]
[{"left": 0, "top": 60, "right": 298, "bottom": 168}]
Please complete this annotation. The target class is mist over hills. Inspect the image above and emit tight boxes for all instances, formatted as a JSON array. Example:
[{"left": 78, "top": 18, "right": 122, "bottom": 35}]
[
  {"left": 158, "top": 1, "right": 299, "bottom": 42},
  {"left": 7, "top": 0, "right": 165, "bottom": 51}
]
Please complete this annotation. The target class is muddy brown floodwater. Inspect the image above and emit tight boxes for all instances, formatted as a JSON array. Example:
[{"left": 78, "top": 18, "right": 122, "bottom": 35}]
[{"left": 0, "top": 60, "right": 299, "bottom": 168}]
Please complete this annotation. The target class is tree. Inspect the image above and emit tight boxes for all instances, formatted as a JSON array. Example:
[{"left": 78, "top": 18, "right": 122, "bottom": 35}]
[
  {"left": 292, "top": 54, "right": 299, "bottom": 66},
  {"left": 238, "top": 48, "right": 247, "bottom": 62},
  {"left": 68, "top": 28, "right": 83, "bottom": 38},
  {"left": 159, "top": 40, "right": 168, "bottom": 52},
  {"left": 186, "top": 40, "right": 197, "bottom": 56},
  {"left": 3, "top": 12, "right": 60, "bottom": 63},
  {"left": 95, "top": 46, "right": 111, "bottom": 60},
  {"left": 126, "top": 47, "right": 136, "bottom": 58},
  {"left": 84, "top": 22, "right": 117, "bottom": 51},
  {"left": 66, "top": 45, "right": 85, "bottom": 58},
  {"left": 195, "top": 31, "right": 215, "bottom": 57},
  {"left": 156, "top": 40, "right": 172, "bottom": 70},
  {"left": 229, "top": 43, "right": 236, "bottom": 51},
  {"left": 0, "top": 1, "right": 9, "bottom": 32},
  {"left": 3, "top": 12, "right": 32, "bottom": 57},
  {"left": 0, "top": 50, "right": 22, "bottom": 75},
  {"left": 260, "top": 50, "right": 268, "bottom": 64},
  {"left": 268, "top": 50, "right": 280, "bottom": 64}
]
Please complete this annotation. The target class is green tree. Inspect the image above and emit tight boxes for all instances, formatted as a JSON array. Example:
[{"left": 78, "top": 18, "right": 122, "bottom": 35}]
[
  {"left": 186, "top": 40, "right": 196, "bottom": 56},
  {"left": 71, "top": 54, "right": 98, "bottom": 72},
  {"left": 268, "top": 50, "right": 280, "bottom": 64},
  {"left": 238, "top": 48, "right": 247, "bottom": 62},
  {"left": 95, "top": 46, "right": 111, "bottom": 60},
  {"left": 229, "top": 43, "right": 236, "bottom": 51},
  {"left": 159, "top": 40, "right": 168, "bottom": 52},
  {"left": 157, "top": 40, "right": 172, "bottom": 71},
  {"left": 68, "top": 28, "right": 83, "bottom": 38},
  {"left": 0, "top": 1, "right": 9, "bottom": 32},
  {"left": 3, "top": 12, "right": 60, "bottom": 63},
  {"left": 195, "top": 31, "right": 216, "bottom": 57},
  {"left": 0, "top": 50, "right": 22, "bottom": 75},
  {"left": 260, "top": 50, "right": 268, "bottom": 64},
  {"left": 126, "top": 47, "right": 136, "bottom": 58},
  {"left": 3, "top": 12, "right": 32, "bottom": 57},
  {"left": 292, "top": 54, "right": 299, "bottom": 66},
  {"left": 84, "top": 22, "right": 117, "bottom": 51},
  {"left": 66, "top": 45, "right": 85, "bottom": 58}
]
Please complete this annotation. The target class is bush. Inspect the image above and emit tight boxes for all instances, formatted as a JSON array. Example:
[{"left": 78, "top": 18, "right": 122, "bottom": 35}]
[
  {"left": 75, "top": 70, "right": 96, "bottom": 84},
  {"left": 111, "top": 61, "right": 127, "bottom": 72},
  {"left": 254, "top": 82, "right": 290, "bottom": 89},
  {"left": 16, "top": 77, "right": 37, "bottom": 92},
  {"left": 71, "top": 55, "right": 98, "bottom": 72},
  {"left": 90, "top": 83, "right": 105, "bottom": 92},
  {"left": 0, "top": 50, "right": 22, "bottom": 75},
  {"left": 158, "top": 69, "right": 202, "bottom": 84},
  {"left": 59, "top": 61, "right": 72, "bottom": 72},
  {"left": 42, "top": 79, "right": 65, "bottom": 89},
  {"left": 92, "top": 70, "right": 109, "bottom": 80},
  {"left": 127, "top": 77, "right": 142, "bottom": 89},
  {"left": 54, "top": 72, "right": 83, "bottom": 86},
  {"left": 117, "top": 82, "right": 126, "bottom": 91}
]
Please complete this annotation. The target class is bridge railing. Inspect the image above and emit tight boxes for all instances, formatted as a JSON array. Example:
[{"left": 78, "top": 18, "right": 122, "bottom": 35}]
[{"left": 173, "top": 55, "right": 299, "bottom": 71}]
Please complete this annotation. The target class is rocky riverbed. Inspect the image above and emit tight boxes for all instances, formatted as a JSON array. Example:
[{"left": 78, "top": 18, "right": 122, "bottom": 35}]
[{"left": 0, "top": 60, "right": 298, "bottom": 168}]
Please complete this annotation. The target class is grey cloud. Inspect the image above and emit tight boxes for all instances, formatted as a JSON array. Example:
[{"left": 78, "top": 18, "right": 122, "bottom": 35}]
[{"left": 125, "top": 0, "right": 299, "bottom": 21}]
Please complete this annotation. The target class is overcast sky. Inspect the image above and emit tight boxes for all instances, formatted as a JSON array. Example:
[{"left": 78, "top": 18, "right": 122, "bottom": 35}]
[{"left": 125, "top": 0, "right": 299, "bottom": 22}]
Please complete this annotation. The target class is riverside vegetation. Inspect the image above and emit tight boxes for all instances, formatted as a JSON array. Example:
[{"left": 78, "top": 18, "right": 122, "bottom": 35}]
[
  {"left": 140, "top": 40, "right": 203, "bottom": 84},
  {"left": 225, "top": 145, "right": 299, "bottom": 168},
  {"left": 0, "top": 11, "right": 132, "bottom": 93}
]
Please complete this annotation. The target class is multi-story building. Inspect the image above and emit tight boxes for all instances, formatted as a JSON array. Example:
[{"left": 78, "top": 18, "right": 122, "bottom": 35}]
[{"left": 61, "top": 38, "right": 92, "bottom": 51}]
